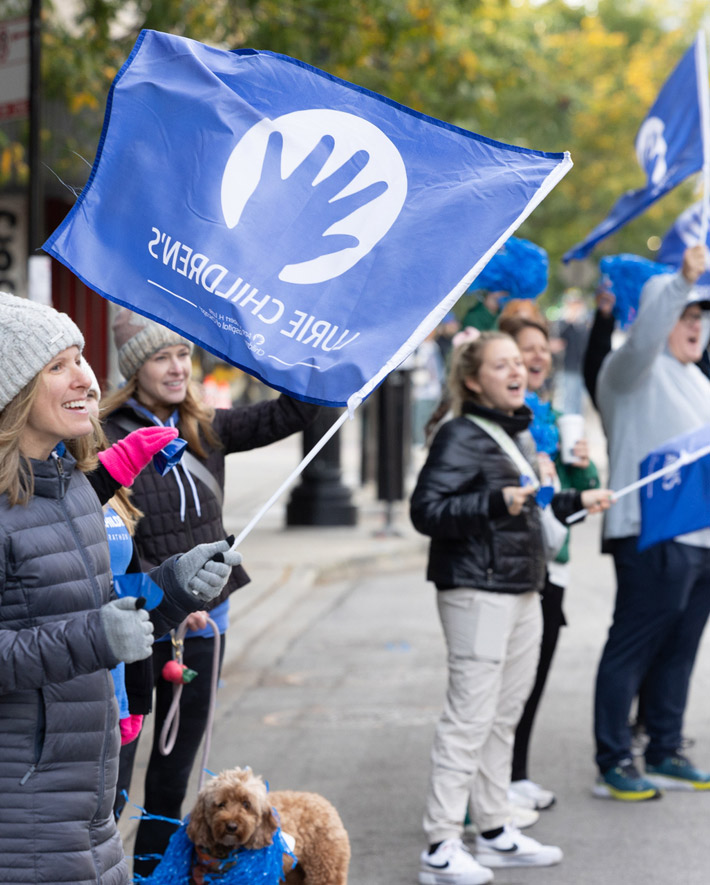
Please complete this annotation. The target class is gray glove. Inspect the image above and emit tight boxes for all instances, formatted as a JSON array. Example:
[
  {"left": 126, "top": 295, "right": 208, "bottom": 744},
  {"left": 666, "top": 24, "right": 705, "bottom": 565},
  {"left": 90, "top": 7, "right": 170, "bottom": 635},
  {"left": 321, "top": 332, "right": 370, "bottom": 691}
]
[
  {"left": 174, "top": 539, "right": 243, "bottom": 603},
  {"left": 100, "top": 597, "right": 154, "bottom": 663}
]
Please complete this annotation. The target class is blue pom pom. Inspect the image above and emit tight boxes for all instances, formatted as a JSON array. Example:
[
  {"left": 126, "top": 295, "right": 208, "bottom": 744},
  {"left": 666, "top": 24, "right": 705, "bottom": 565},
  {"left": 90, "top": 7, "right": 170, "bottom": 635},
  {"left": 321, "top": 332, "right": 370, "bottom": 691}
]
[
  {"left": 600, "top": 254, "right": 673, "bottom": 329},
  {"left": 470, "top": 237, "right": 548, "bottom": 300},
  {"left": 525, "top": 393, "right": 559, "bottom": 457}
]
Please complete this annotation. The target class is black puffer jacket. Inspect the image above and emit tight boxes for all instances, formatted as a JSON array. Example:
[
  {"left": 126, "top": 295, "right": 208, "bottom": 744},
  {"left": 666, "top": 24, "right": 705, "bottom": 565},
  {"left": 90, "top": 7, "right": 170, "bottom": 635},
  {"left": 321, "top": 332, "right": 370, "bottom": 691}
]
[
  {"left": 104, "top": 394, "right": 319, "bottom": 605},
  {"left": 0, "top": 452, "right": 201, "bottom": 885},
  {"left": 410, "top": 401, "right": 582, "bottom": 594}
]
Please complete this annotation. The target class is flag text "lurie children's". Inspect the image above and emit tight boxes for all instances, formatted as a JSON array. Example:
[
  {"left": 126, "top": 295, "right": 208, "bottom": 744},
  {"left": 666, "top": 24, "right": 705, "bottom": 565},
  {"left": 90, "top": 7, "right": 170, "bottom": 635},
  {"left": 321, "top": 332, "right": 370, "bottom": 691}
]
[{"left": 147, "top": 226, "right": 360, "bottom": 351}]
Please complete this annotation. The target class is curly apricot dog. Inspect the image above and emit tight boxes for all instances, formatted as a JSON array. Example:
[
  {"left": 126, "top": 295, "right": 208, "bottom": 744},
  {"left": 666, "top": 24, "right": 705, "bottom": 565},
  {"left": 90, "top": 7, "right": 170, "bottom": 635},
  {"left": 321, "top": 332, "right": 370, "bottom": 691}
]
[{"left": 186, "top": 767, "right": 350, "bottom": 884}]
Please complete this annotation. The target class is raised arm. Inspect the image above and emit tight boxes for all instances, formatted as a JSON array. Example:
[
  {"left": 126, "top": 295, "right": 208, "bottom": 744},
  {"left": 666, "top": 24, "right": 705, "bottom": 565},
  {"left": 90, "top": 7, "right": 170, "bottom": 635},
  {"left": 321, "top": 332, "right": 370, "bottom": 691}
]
[{"left": 600, "top": 245, "right": 706, "bottom": 393}]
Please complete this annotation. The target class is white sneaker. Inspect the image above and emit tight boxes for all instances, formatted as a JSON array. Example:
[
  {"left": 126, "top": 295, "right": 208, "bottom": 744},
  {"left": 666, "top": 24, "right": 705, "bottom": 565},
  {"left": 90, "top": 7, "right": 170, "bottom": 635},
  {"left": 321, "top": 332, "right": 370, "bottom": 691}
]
[
  {"left": 419, "top": 838, "right": 494, "bottom": 884},
  {"left": 508, "top": 779, "right": 556, "bottom": 810},
  {"left": 475, "top": 825, "right": 563, "bottom": 868}
]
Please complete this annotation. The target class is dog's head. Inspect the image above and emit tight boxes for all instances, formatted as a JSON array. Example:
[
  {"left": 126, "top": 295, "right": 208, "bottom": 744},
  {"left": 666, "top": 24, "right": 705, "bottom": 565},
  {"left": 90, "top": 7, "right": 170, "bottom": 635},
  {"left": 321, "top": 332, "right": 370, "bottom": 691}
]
[{"left": 186, "top": 767, "right": 279, "bottom": 856}]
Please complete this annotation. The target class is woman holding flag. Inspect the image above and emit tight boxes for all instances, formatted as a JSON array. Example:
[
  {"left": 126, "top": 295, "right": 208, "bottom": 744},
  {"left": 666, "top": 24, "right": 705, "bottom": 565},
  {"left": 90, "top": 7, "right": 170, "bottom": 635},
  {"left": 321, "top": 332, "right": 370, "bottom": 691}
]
[
  {"left": 411, "top": 331, "right": 611, "bottom": 884},
  {"left": 102, "top": 308, "right": 319, "bottom": 877},
  {"left": 593, "top": 244, "right": 710, "bottom": 800},
  {"left": 0, "top": 292, "right": 243, "bottom": 885}
]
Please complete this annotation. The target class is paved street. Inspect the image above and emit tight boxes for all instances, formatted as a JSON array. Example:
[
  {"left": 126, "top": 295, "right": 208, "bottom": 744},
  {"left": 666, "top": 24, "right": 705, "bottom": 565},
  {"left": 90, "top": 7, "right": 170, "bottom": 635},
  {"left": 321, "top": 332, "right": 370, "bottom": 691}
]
[{"left": 120, "top": 411, "right": 710, "bottom": 884}]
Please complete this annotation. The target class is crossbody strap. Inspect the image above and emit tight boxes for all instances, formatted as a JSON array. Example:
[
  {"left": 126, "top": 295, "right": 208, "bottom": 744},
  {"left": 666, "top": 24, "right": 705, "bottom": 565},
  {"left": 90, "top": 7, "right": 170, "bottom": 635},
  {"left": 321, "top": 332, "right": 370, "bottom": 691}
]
[
  {"left": 111, "top": 415, "right": 224, "bottom": 509},
  {"left": 465, "top": 414, "right": 539, "bottom": 490}
]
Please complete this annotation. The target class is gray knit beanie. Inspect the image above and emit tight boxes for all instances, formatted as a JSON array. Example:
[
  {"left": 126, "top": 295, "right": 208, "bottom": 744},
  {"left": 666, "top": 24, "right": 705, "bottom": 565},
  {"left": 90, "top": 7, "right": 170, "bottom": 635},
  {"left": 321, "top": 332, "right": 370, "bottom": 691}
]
[
  {"left": 0, "top": 291, "right": 85, "bottom": 411},
  {"left": 112, "top": 308, "right": 193, "bottom": 379}
]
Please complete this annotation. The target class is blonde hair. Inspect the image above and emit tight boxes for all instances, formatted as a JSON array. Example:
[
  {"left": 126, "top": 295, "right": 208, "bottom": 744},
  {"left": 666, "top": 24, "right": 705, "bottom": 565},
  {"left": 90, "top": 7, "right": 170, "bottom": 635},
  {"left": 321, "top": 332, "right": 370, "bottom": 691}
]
[
  {"left": 0, "top": 375, "right": 42, "bottom": 505},
  {"left": 448, "top": 330, "right": 514, "bottom": 416},
  {"left": 66, "top": 415, "right": 143, "bottom": 533},
  {"left": 0, "top": 374, "right": 98, "bottom": 506},
  {"left": 106, "top": 489, "right": 143, "bottom": 535},
  {"left": 100, "top": 376, "right": 221, "bottom": 459}
]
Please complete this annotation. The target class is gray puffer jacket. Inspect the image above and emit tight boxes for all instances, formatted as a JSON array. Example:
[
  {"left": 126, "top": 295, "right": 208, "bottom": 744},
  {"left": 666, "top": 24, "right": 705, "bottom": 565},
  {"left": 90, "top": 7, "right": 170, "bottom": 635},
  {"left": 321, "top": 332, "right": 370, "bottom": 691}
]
[{"left": 0, "top": 451, "right": 197, "bottom": 885}]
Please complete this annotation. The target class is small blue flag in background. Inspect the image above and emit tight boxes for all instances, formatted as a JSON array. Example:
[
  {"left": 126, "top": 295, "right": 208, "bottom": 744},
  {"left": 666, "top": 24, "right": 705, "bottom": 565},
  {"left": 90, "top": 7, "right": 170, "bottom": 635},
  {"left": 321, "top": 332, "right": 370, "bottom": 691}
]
[
  {"left": 564, "top": 35, "right": 705, "bottom": 263},
  {"left": 658, "top": 200, "right": 710, "bottom": 295},
  {"left": 638, "top": 424, "right": 710, "bottom": 551},
  {"left": 44, "top": 30, "right": 571, "bottom": 410}
]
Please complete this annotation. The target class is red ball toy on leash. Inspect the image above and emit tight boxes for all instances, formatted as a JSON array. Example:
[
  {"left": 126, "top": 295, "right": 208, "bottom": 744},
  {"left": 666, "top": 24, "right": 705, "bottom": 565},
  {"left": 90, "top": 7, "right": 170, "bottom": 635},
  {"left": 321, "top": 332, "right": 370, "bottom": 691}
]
[{"left": 162, "top": 660, "right": 198, "bottom": 684}]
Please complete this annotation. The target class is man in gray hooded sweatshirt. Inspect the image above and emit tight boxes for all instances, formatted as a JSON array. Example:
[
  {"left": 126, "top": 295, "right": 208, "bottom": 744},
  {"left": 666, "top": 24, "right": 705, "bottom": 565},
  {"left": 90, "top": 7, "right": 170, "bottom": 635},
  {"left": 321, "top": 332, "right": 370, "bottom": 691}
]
[{"left": 594, "top": 244, "right": 710, "bottom": 801}]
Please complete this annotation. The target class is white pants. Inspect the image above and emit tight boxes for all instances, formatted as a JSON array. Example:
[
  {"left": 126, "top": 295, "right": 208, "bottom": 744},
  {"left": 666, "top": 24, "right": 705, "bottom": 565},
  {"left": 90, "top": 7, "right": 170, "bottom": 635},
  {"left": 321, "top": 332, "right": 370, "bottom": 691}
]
[{"left": 423, "top": 589, "right": 542, "bottom": 842}]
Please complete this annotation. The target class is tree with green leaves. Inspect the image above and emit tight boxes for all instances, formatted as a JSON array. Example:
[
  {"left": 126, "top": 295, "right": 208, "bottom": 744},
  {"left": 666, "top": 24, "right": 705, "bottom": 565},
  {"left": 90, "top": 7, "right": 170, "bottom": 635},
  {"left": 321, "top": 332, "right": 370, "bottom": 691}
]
[{"left": 2, "top": 0, "right": 708, "bottom": 297}]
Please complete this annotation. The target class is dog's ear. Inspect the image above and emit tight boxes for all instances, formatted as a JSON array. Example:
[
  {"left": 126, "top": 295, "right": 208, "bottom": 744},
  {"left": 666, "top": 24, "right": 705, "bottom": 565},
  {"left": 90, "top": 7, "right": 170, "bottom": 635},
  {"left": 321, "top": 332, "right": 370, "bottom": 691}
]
[
  {"left": 246, "top": 803, "right": 279, "bottom": 850},
  {"left": 186, "top": 788, "right": 213, "bottom": 850}
]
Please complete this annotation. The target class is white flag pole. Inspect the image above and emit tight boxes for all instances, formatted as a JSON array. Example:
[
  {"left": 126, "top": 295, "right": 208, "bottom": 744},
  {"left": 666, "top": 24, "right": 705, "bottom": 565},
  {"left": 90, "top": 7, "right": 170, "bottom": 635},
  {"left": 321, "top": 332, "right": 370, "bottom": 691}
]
[
  {"left": 565, "top": 443, "right": 710, "bottom": 525},
  {"left": 696, "top": 30, "right": 710, "bottom": 243},
  {"left": 229, "top": 408, "right": 351, "bottom": 550}
]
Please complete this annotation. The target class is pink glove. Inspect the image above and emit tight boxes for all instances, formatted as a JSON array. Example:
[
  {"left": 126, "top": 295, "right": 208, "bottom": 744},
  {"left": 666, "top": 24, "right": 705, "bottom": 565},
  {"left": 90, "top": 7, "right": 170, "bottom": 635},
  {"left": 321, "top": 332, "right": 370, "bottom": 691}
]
[
  {"left": 119, "top": 713, "right": 144, "bottom": 745},
  {"left": 98, "top": 426, "right": 179, "bottom": 486}
]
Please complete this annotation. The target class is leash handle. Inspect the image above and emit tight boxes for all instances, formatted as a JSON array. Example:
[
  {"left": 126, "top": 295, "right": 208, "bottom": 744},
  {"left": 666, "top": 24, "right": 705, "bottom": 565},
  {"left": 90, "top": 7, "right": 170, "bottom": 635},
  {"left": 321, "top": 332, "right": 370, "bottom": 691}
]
[
  {"left": 158, "top": 620, "right": 189, "bottom": 756},
  {"left": 157, "top": 616, "right": 221, "bottom": 785}
]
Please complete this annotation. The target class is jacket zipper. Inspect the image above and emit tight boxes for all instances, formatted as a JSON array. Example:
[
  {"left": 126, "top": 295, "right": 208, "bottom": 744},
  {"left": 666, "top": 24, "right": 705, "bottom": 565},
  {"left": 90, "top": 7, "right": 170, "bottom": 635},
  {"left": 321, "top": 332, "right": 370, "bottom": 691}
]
[
  {"left": 54, "top": 453, "right": 113, "bottom": 877},
  {"left": 89, "top": 684, "right": 112, "bottom": 834},
  {"left": 20, "top": 685, "right": 47, "bottom": 785},
  {"left": 20, "top": 455, "right": 56, "bottom": 786},
  {"left": 19, "top": 765, "right": 36, "bottom": 785},
  {"left": 51, "top": 450, "right": 68, "bottom": 497},
  {"left": 54, "top": 456, "right": 104, "bottom": 609}
]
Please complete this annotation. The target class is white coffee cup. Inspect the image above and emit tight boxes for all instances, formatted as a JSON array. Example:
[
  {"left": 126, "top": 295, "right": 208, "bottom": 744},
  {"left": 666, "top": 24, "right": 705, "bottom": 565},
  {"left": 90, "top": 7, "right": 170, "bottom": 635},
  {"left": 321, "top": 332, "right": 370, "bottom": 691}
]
[{"left": 558, "top": 413, "right": 585, "bottom": 464}]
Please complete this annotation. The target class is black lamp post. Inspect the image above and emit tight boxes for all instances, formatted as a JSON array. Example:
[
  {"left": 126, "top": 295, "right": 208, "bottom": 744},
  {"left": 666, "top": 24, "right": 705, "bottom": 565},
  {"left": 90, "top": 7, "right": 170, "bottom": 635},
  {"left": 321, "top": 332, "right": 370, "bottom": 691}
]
[{"left": 286, "top": 407, "right": 357, "bottom": 526}]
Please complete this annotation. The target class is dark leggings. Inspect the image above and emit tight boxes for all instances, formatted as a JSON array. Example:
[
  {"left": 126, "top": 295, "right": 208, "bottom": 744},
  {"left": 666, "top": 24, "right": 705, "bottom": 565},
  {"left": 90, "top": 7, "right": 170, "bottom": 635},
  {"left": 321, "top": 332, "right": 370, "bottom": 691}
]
[
  {"left": 116, "top": 634, "right": 225, "bottom": 878},
  {"left": 511, "top": 581, "right": 565, "bottom": 783}
]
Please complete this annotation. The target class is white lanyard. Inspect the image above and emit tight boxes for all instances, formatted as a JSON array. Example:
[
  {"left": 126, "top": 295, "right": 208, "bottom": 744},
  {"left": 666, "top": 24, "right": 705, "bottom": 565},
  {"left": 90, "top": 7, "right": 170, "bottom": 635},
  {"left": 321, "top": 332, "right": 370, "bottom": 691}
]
[{"left": 465, "top": 414, "right": 540, "bottom": 490}]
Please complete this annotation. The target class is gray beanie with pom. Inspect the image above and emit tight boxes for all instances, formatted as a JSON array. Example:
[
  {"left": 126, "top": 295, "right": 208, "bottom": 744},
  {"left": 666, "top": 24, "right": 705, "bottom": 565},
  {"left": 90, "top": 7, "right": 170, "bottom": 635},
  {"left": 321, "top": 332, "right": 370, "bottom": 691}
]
[
  {"left": 112, "top": 308, "right": 193, "bottom": 379},
  {"left": 0, "top": 291, "right": 85, "bottom": 411}
]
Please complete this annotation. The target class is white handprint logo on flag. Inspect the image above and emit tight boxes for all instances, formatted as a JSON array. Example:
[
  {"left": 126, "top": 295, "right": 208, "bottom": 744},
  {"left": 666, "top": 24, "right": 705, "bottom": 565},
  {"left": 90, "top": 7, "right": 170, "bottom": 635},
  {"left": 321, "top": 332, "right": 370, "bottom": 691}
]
[
  {"left": 636, "top": 117, "right": 668, "bottom": 186},
  {"left": 221, "top": 109, "right": 408, "bottom": 285}
]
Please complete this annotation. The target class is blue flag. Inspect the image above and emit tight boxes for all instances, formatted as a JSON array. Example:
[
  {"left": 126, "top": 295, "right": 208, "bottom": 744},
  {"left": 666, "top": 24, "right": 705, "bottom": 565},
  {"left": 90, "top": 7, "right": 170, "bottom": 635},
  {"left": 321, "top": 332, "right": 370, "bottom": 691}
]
[
  {"left": 658, "top": 200, "right": 710, "bottom": 293},
  {"left": 638, "top": 425, "right": 710, "bottom": 551},
  {"left": 564, "top": 35, "right": 706, "bottom": 263},
  {"left": 44, "top": 30, "right": 571, "bottom": 409}
]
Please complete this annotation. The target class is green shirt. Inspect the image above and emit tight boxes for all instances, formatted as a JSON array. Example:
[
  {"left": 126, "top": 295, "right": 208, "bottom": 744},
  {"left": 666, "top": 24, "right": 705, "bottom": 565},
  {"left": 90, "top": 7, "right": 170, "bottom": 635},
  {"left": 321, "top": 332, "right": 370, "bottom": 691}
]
[{"left": 462, "top": 299, "right": 498, "bottom": 331}]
